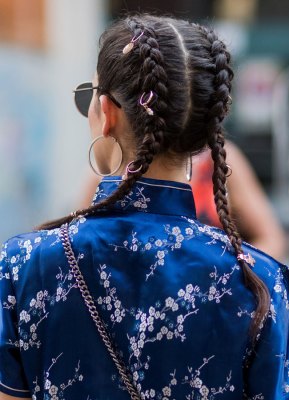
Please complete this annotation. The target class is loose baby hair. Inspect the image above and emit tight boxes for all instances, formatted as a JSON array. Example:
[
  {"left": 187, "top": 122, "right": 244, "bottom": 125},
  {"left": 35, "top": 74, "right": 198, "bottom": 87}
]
[{"left": 38, "top": 14, "right": 270, "bottom": 339}]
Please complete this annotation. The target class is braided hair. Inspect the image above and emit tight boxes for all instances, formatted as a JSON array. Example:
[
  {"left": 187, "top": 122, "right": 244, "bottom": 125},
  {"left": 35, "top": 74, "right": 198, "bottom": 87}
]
[{"left": 38, "top": 14, "right": 270, "bottom": 339}]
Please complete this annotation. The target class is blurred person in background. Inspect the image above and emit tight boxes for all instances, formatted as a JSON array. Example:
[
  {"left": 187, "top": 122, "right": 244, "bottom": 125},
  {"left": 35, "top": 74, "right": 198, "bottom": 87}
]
[
  {"left": 1, "top": 14, "right": 289, "bottom": 400},
  {"left": 80, "top": 140, "right": 287, "bottom": 261}
]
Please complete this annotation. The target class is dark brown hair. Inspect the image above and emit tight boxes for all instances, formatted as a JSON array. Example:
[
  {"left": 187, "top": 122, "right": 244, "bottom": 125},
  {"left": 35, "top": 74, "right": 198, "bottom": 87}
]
[{"left": 38, "top": 14, "right": 269, "bottom": 339}]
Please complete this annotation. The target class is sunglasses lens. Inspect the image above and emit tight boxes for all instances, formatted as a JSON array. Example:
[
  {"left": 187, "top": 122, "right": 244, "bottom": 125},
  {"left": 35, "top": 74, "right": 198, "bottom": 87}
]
[{"left": 74, "top": 82, "right": 93, "bottom": 117}]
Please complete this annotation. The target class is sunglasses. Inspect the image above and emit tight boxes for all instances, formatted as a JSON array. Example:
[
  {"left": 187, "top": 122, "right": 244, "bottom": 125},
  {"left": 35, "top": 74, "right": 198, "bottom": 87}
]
[{"left": 73, "top": 82, "right": 122, "bottom": 117}]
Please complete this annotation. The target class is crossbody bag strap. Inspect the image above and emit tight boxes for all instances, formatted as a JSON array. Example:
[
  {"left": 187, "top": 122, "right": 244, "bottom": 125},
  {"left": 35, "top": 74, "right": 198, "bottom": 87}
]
[{"left": 59, "top": 224, "right": 140, "bottom": 400}]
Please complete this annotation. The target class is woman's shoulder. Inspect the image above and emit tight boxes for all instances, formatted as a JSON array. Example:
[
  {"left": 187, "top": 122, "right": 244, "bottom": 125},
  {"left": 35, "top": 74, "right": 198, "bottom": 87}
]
[
  {"left": 192, "top": 220, "right": 287, "bottom": 293},
  {"left": 2, "top": 217, "right": 88, "bottom": 255},
  {"left": 242, "top": 241, "right": 289, "bottom": 294},
  {"left": 0, "top": 227, "right": 59, "bottom": 281},
  {"left": 0, "top": 217, "right": 88, "bottom": 280}
]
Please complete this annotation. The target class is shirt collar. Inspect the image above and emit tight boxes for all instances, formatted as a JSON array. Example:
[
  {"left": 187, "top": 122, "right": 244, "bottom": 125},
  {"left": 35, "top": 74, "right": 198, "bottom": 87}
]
[{"left": 92, "top": 176, "right": 196, "bottom": 218}]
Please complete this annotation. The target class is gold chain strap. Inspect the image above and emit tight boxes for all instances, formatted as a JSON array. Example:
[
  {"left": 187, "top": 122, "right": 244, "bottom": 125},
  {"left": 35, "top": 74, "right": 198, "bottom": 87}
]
[{"left": 59, "top": 224, "right": 141, "bottom": 400}]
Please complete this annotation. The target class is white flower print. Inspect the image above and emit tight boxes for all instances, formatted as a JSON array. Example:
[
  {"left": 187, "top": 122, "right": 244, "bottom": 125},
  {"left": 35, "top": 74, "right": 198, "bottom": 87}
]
[
  {"left": 272, "top": 268, "right": 289, "bottom": 310},
  {"left": 32, "top": 353, "right": 83, "bottom": 400},
  {"left": 12, "top": 266, "right": 78, "bottom": 351},
  {"left": 1, "top": 239, "right": 37, "bottom": 281},
  {"left": 181, "top": 357, "right": 234, "bottom": 399},
  {"left": 8, "top": 295, "right": 16, "bottom": 304},
  {"left": 44, "top": 379, "right": 51, "bottom": 390},
  {"left": 109, "top": 218, "right": 237, "bottom": 281},
  {"left": 119, "top": 186, "right": 150, "bottom": 211},
  {"left": 142, "top": 358, "right": 235, "bottom": 400},
  {"left": 274, "top": 284, "right": 282, "bottom": 293},
  {"left": 3, "top": 295, "right": 16, "bottom": 310},
  {"left": 109, "top": 223, "right": 200, "bottom": 281},
  {"left": 172, "top": 227, "right": 181, "bottom": 235},
  {"left": 162, "top": 386, "right": 171, "bottom": 396},
  {"left": 126, "top": 281, "right": 233, "bottom": 386},
  {"left": 92, "top": 260, "right": 240, "bottom": 393},
  {"left": 49, "top": 385, "right": 58, "bottom": 395},
  {"left": 0, "top": 221, "right": 86, "bottom": 283},
  {"left": 184, "top": 217, "right": 233, "bottom": 256},
  {"left": 20, "top": 310, "right": 31, "bottom": 323},
  {"left": 92, "top": 186, "right": 108, "bottom": 203},
  {"left": 96, "top": 264, "right": 126, "bottom": 325},
  {"left": 239, "top": 268, "right": 289, "bottom": 327}
]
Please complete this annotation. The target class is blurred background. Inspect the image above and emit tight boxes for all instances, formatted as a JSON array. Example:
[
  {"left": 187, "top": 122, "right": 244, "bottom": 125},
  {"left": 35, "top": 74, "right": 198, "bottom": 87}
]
[{"left": 0, "top": 0, "right": 288, "bottom": 259}]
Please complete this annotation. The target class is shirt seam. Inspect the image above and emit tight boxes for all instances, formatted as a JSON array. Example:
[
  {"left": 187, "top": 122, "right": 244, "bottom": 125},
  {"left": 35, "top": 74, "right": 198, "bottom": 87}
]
[
  {"left": 0, "top": 381, "right": 30, "bottom": 392},
  {"left": 101, "top": 178, "right": 192, "bottom": 192},
  {"left": 91, "top": 208, "right": 197, "bottom": 219}
]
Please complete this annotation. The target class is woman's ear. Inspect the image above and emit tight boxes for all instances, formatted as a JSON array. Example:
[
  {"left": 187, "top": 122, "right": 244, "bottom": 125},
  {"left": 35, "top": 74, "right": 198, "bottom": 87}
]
[{"left": 99, "top": 95, "right": 117, "bottom": 138}]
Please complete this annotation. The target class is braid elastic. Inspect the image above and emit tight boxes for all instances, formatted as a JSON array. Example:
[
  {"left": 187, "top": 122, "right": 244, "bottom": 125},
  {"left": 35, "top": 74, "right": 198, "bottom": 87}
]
[{"left": 200, "top": 26, "right": 270, "bottom": 340}]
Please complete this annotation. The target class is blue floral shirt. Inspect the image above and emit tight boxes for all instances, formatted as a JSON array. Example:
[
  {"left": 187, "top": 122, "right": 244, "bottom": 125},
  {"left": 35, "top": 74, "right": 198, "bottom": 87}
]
[{"left": 0, "top": 176, "right": 289, "bottom": 400}]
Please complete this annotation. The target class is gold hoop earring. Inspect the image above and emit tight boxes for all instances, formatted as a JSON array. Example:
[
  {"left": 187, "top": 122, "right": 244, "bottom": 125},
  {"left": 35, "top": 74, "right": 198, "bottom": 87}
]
[{"left": 88, "top": 135, "right": 123, "bottom": 177}]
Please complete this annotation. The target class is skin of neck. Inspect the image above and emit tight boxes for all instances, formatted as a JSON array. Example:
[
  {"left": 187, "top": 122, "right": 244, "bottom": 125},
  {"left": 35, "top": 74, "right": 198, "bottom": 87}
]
[
  {"left": 92, "top": 94, "right": 188, "bottom": 184},
  {"left": 115, "top": 129, "right": 188, "bottom": 184}
]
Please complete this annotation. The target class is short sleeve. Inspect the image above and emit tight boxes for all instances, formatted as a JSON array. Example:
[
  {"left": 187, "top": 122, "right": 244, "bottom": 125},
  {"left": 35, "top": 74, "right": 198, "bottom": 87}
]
[
  {"left": 0, "top": 241, "right": 31, "bottom": 398},
  {"left": 245, "top": 266, "right": 289, "bottom": 399}
]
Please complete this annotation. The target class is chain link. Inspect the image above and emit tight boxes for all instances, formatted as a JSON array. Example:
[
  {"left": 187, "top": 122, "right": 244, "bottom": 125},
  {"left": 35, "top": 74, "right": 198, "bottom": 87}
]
[{"left": 59, "top": 224, "right": 141, "bottom": 400}]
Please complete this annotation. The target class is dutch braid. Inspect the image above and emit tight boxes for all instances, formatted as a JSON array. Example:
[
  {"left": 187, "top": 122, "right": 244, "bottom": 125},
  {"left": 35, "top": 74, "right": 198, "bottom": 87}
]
[
  {"left": 198, "top": 25, "right": 270, "bottom": 338},
  {"left": 37, "top": 17, "right": 169, "bottom": 231},
  {"left": 125, "top": 18, "right": 168, "bottom": 175}
]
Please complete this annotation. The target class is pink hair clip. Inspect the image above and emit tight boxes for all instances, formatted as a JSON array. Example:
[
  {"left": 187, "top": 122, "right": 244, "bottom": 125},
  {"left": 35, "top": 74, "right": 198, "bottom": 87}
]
[
  {"left": 237, "top": 253, "right": 256, "bottom": 267},
  {"left": 122, "top": 31, "right": 144, "bottom": 54},
  {"left": 139, "top": 91, "right": 154, "bottom": 116}
]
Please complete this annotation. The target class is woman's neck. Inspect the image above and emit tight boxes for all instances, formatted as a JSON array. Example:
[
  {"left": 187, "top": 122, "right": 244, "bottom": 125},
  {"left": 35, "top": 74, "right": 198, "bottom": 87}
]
[
  {"left": 144, "top": 159, "right": 187, "bottom": 183},
  {"left": 119, "top": 155, "right": 188, "bottom": 184}
]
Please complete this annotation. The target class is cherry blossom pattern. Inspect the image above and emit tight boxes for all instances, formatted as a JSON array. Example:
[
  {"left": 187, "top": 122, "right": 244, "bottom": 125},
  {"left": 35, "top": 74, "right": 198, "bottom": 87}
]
[
  {"left": 182, "top": 356, "right": 235, "bottom": 400},
  {"left": 0, "top": 219, "right": 86, "bottom": 283},
  {"left": 1, "top": 239, "right": 35, "bottom": 282},
  {"left": 0, "top": 242, "right": 10, "bottom": 281},
  {"left": 50, "top": 217, "right": 86, "bottom": 246},
  {"left": 96, "top": 264, "right": 126, "bottom": 325},
  {"left": 2, "top": 295, "right": 16, "bottom": 310},
  {"left": 109, "top": 219, "right": 239, "bottom": 281},
  {"left": 32, "top": 353, "right": 83, "bottom": 400},
  {"left": 140, "top": 357, "right": 235, "bottom": 400},
  {"left": 119, "top": 186, "right": 151, "bottom": 211},
  {"left": 109, "top": 224, "right": 201, "bottom": 281},
  {"left": 238, "top": 267, "right": 289, "bottom": 325},
  {"left": 128, "top": 281, "right": 234, "bottom": 387},
  {"left": 184, "top": 217, "right": 234, "bottom": 256},
  {"left": 93, "top": 184, "right": 151, "bottom": 212},
  {"left": 275, "top": 354, "right": 289, "bottom": 395},
  {"left": 0, "top": 233, "right": 57, "bottom": 282},
  {"left": 92, "top": 186, "right": 108, "bottom": 203},
  {"left": 8, "top": 265, "right": 79, "bottom": 351}
]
